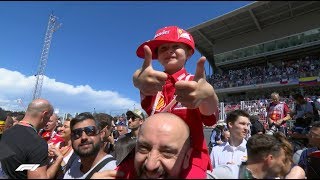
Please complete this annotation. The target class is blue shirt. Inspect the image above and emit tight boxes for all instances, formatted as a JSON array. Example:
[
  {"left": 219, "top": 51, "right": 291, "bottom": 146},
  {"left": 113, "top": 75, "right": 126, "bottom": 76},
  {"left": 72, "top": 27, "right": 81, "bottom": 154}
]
[
  {"left": 210, "top": 126, "right": 227, "bottom": 146},
  {"left": 298, "top": 147, "right": 318, "bottom": 171}
]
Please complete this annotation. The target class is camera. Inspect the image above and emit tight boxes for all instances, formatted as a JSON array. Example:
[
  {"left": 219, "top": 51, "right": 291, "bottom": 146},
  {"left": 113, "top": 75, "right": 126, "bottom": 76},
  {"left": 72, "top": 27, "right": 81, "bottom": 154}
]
[
  {"left": 112, "top": 130, "right": 120, "bottom": 139},
  {"left": 266, "top": 124, "right": 277, "bottom": 135}
]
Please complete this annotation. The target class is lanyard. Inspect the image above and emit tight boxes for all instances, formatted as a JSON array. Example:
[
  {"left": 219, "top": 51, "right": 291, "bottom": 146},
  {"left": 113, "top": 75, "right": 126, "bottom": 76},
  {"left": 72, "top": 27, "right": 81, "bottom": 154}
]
[{"left": 19, "top": 121, "right": 37, "bottom": 133}]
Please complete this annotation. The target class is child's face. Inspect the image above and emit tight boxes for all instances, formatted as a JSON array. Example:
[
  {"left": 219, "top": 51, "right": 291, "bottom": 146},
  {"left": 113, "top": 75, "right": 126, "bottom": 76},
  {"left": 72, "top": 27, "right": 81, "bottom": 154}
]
[{"left": 157, "top": 43, "right": 192, "bottom": 74}]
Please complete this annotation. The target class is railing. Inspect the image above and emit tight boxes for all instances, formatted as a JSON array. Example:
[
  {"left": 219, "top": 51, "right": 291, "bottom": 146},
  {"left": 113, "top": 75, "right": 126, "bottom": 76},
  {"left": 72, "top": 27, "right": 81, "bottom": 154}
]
[
  {"left": 214, "top": 27, "right": 320, "bottom": 64},
  {"left": 218, "top": 98, "right": 296, "bottom": 126}
]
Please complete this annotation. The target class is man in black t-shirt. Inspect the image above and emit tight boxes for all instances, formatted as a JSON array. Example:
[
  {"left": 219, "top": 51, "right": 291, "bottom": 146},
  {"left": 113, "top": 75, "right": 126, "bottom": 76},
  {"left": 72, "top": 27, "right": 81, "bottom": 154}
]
[{"left": 0, "top": 98, "right": 63, "bottom": 179}]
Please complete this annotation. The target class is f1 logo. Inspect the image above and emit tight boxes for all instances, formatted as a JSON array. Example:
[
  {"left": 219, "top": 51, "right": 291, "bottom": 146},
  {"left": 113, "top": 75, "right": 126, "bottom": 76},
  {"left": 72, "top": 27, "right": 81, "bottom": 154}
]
[{"left": 15, "top": 164, "right": 40, "bottom": 171}]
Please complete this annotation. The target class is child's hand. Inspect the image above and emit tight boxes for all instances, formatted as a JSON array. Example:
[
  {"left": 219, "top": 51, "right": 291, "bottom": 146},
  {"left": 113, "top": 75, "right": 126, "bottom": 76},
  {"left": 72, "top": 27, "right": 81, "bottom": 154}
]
[
  {"left": 133, "top": 45, "right": 167, "bottom": 96},
  {"left": 175, "top": 57, "right": 218, "bottom": 115}
]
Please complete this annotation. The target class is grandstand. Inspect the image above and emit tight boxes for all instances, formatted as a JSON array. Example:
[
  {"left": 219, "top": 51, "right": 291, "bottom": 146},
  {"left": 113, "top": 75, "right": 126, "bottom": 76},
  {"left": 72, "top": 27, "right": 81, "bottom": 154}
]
[{"left": 187, "top": 1, "right": 320, "bottom": 124}]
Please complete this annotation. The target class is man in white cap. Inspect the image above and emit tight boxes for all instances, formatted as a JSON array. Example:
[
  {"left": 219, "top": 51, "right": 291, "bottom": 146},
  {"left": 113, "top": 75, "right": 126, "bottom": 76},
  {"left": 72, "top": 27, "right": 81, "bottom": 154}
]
[{"left": 113, "top": 109, "right": 145, "bottom": 165}]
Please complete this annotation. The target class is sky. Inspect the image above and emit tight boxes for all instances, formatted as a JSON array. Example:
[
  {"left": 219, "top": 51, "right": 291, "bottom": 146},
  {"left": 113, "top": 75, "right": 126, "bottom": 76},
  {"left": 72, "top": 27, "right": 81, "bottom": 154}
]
[{"left": 0, "top": 1, "right": 252, "bottom": 117}]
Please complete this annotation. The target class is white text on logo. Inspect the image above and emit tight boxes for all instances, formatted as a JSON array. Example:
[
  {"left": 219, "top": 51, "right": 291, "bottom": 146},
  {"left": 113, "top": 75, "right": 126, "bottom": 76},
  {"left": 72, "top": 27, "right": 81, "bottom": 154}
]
[{"left": 154, "top": 30, "right": 170, "bottom": 39}]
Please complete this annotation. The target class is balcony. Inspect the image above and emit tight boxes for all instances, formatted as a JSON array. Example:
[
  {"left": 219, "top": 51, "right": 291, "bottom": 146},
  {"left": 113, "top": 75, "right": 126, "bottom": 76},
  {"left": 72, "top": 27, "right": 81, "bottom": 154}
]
[{"left": 215, "top": 28, "right": 320, "bottom": 66}]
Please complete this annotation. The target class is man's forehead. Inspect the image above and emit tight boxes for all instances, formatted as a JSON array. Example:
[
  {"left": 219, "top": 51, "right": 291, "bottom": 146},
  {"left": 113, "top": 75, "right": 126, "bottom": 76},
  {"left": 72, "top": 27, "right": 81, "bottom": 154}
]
[
  {"left": 235, "top": 116, "right": 250, "bottom": 122},
  {"left": 73, "top": 119, "right": 95, "bottom": 128},
  {"left": 138, "top": 129, "right": 184, "bottom": 146},
  {"left": 137, "top": 137, "right": 178, "bottom": 150},
  {"left": 48, "top": 118, "right": 56, "bottom": 122},
  {"left": 50, "top": 115, "right": 58, "bottom": 120}
]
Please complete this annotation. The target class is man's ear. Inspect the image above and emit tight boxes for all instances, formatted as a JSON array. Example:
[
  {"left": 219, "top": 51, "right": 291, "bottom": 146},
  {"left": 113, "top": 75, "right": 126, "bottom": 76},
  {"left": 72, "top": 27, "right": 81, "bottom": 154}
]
[
  {"left": 264, "top": 154, "right": 273, "bottom": 166},
  {"left": 139, "top": 119, "right": 144, "bottom": 126},
  {"left": 42, "top": 111, "right": 48, "bottom": 117},
  {"left": 182, "top": 148, "right": 193, "bottom": 169},
  {"left": 228, "top": 121, "right": 233, "bottom": 129},
  {"left": 41, "top": 111, "right": 49, "bottom": 121}
]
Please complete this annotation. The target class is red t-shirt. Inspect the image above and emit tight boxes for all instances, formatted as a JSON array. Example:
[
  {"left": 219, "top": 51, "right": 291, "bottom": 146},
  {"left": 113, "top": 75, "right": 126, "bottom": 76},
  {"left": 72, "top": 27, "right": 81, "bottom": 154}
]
[
  {"left": 40, "top": 130, "right": 64, "bottom": 145},
  {"left": 140, "top": 68, "right": 217, "bottom": 178},
  {"left": 48, "top": 133, "right": 64, "bottom": 145}
]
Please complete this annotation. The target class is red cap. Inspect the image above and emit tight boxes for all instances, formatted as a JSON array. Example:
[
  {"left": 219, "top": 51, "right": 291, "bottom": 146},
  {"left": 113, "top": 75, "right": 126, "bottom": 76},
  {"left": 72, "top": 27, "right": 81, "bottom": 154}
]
[
  {"left": 309, "top": 151, "right": 320, "bottom": 158},
  {"left": 136, "top": 26, "right": 195, "bottom": 59}
]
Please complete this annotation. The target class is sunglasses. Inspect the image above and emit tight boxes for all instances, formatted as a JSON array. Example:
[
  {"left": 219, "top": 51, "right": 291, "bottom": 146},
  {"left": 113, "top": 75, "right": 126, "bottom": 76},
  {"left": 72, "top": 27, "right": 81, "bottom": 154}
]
[
  {"left": 126, "top": 115, "right": 138, "bottom": 121},
  {"left": 71, "top": 126, "right": 99, "bottom": 140}
]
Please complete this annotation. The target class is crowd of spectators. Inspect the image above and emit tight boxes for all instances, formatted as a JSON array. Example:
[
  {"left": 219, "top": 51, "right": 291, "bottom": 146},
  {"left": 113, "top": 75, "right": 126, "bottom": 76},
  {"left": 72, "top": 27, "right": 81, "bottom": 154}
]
[
  {"left": 219, "top": 85, "right": 320, "bottom": 105},
  {"left": 1, "top": 24, "right": 320, "bottom": 179},
  {"left": 208, "top": 55, "right": 320, "bottom": 89},
  {"left": 1, "top": 92, "right": 320, "bottom": 179}
]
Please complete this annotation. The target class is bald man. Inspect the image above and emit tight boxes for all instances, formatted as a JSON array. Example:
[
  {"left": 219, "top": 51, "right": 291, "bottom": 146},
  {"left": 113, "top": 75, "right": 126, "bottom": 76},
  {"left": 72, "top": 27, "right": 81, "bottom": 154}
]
[
  {"left": 91, "top": 112, "right": 193, "bottom": 179},
  {"left": 39, "top": 113, "right": 63, "bottom": 145},
  {"left": 134, "top": 112, "right": 191, "bottom": 178},
  {"left": 1, "top": 98, "right": 63, "bottom": 179}
]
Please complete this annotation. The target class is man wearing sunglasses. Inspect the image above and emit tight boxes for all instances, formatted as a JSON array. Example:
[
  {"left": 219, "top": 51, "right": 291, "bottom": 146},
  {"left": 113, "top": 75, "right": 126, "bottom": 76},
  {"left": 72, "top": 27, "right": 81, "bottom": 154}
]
[
  {"left": 63, "top": 112, "right": 116, "bottom": 179},
  {"left": 113, "top": 109, "right": 145, "bottom": 165}
]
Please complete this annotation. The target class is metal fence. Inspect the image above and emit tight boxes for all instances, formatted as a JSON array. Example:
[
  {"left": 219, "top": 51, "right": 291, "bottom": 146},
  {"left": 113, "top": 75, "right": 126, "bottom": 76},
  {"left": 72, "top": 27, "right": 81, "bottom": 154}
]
[{"left": 218, "top": 98, "right": 296, "bottom": 127}]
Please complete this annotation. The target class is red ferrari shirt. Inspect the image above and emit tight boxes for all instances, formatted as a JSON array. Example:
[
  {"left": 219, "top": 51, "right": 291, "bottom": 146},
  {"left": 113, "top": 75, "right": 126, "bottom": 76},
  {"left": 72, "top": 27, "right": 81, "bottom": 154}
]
[{"left": 39, "top": 130, "right": 64, "bottom": 145}]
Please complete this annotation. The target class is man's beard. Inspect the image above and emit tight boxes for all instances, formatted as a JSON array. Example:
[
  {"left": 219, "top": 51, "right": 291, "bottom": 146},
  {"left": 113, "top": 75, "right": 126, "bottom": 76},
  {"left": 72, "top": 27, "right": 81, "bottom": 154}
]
[
  {"left": 137, "top": 163, "right": 168, "bottom": 179},
  {"left": 73, "top": 141, "right": 100, "bottom": 157}
]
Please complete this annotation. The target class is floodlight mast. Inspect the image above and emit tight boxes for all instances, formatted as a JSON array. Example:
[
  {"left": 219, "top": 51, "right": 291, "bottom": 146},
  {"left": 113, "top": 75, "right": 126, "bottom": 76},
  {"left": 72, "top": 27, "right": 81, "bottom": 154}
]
[{"left": 32, "top": 13, "right": 61, "bottom": 100}]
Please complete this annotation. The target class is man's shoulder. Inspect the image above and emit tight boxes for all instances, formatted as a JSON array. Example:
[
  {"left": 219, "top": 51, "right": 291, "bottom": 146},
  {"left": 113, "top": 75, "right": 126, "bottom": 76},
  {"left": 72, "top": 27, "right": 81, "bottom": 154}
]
[
  {"left": 70, "top": 155, "right": 117, "bottom": 179},
  {"left": 63, "top": 158, "right": 82, "bottom": 179},
  {"left": 65, "top": 156, "right": 116, "bottom": 179},
  {"left": 2, "top": 125, "right": 45, "bottom": 147},
  {"left": 211, "top": 142, "right": 228, "bottom": 150},
  {"left": 98, "top": 154, "right": 117, "bottom": 171}
]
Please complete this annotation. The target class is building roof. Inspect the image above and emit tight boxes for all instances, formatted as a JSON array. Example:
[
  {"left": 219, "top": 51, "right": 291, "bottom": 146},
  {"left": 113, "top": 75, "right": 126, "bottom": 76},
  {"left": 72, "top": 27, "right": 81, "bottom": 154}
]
[{"left": 187, "top": 1, "right": 320, "bottom": 68}]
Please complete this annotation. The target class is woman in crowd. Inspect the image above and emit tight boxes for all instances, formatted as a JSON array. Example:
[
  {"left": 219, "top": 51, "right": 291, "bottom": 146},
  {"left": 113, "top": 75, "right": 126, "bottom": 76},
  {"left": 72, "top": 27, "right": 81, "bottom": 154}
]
[{"left": 48, "top": 118, "right": 77, "bottom": 178}]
